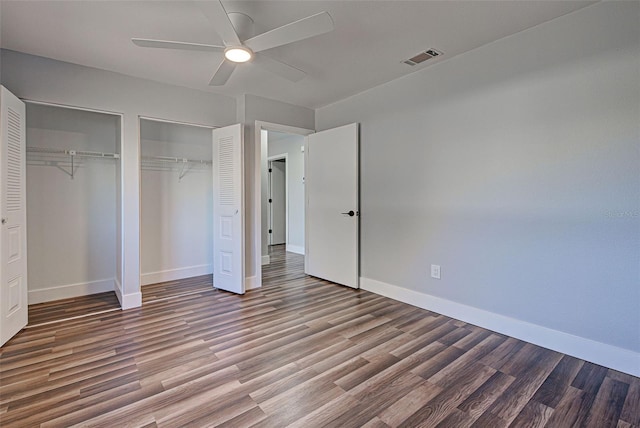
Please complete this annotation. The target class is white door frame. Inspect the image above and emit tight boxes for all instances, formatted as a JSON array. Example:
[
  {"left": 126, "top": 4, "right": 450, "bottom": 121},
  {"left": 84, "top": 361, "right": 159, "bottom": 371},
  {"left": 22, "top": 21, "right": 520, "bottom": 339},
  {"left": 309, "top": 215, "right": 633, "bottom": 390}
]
[
  {"left": 139, "top": 115, "right": 219, "bottom": 130},
  {"left": 254, "top": 121, "right": 313, "bottom": 289},
  {"left": 267, "top": 154, "right": 288, "bottom": 247}
]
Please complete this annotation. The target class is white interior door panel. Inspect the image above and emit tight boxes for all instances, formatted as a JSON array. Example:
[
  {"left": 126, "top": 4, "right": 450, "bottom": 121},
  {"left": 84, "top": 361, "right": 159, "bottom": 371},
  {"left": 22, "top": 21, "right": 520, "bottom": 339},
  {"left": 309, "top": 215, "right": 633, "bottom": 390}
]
[{"left": 305, "top": 123, "right": 359, "bottom": 288}]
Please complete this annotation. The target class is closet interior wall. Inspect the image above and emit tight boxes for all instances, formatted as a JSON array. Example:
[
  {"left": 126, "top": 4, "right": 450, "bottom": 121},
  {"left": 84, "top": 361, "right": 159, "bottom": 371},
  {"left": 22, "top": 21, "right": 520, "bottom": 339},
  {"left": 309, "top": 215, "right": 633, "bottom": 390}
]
[
  {"left": 140, "top": 119, "right": 213, "bottom": 286},
  {"left": 26, "top": 103, "right": 120, "bottom": 304}
]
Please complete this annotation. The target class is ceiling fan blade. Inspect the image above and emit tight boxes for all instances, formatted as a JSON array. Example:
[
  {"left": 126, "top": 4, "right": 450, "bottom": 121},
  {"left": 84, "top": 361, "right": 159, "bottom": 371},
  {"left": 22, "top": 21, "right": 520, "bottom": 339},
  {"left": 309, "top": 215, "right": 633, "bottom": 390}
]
[
  {"left": 132, "top": 38, "right": 225, "bottom": 52},
  {"left": 253, "top": 54, "right": 306, "bottom": 82},
  {"left": 244, "top": 11, "right": 334, "bottom": 53},
  {"left": 209, "top": 60, "right": 236, "bottom": 86},
  {"left": 195, "top": 0, "right": 241, "bottom": 46}
]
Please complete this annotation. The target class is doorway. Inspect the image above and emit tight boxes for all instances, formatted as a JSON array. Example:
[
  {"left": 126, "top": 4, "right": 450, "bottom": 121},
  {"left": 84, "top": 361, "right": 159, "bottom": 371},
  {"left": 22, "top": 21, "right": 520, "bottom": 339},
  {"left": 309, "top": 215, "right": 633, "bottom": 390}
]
[
  {"left": 255, "top": 121, "right": 359, "bottom": 291},
  {"left": 268, "top": 156, "right": 286, "bottom": 246},
  {"left": 255, "top": 122, "right": 313, "bottom": 288},
  {"left": 139, "top": 117, "right": 215, "bottom": 302},
  {"left": 23, "top": 100, "right": 124, "bottom": 326},
  {"left": 263, "top": 131, "right": 306, "bottom": 258}
]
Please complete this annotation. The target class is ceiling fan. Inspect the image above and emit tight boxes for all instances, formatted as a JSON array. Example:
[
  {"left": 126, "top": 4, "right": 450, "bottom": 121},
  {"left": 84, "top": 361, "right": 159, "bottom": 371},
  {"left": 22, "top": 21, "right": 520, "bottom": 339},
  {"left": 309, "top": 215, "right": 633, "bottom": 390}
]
[{"left": 132, "top": 1, "right": 334, "bottom": 86}]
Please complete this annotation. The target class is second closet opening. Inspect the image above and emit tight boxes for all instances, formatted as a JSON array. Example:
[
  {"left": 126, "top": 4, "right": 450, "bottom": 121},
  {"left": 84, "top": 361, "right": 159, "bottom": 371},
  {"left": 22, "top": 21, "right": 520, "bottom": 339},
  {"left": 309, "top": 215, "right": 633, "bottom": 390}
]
[{"left": 139, "top": 118, "right": 214, "bottom": 301}]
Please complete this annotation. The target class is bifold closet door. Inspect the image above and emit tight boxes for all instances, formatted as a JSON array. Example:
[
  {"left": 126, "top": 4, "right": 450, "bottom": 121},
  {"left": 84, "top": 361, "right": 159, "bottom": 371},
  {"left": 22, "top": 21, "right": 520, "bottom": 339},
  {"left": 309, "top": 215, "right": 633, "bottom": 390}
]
[
  {"left": 0, "top": 86, "right": 28, "bottom": 346},
  {"left": 212, "top": 124, "right": 244, "bottom": 294}
]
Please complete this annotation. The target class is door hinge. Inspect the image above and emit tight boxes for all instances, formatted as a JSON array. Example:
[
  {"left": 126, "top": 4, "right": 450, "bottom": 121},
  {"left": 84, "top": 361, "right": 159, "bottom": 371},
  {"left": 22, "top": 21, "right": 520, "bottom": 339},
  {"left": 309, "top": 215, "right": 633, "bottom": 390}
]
[
  {"left": 268, "top": 198, "right": 272, "bottom": 203},
  {"left": 268, "top": 168, "right": 272, "bottom": 173},
  {"left": 268, "top": 229, "right": 272, "bottom": 234}
]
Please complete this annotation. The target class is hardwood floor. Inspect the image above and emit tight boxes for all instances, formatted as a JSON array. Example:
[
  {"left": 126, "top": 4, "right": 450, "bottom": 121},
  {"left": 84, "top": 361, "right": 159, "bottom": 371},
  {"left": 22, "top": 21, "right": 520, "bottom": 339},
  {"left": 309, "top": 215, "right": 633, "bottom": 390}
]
[
  {"left": 28, "top": 292, "right": 121, "bottom": 327},
  {"left": 142, "top": 275, "right": 214, "bottom": 304},
  {"left": 28, "top": 274, "right": 215, "bottom": 327},
  {"left": 2, "top": 245, "right": 638, "bottom": 427}
]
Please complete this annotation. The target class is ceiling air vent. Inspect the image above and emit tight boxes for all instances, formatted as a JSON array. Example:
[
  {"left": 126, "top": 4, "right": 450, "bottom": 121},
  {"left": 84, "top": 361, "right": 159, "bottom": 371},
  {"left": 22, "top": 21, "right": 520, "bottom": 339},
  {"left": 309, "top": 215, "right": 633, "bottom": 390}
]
[{"left": 403, "top": 49, "right": 442, "bottom": 66}]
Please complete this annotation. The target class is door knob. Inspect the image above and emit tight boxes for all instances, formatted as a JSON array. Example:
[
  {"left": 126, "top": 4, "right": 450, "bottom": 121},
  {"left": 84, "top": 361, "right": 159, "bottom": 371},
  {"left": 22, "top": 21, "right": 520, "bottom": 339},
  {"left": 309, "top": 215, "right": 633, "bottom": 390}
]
[{"left": 341, "top": 210, "right": 355, "bottom": 217}]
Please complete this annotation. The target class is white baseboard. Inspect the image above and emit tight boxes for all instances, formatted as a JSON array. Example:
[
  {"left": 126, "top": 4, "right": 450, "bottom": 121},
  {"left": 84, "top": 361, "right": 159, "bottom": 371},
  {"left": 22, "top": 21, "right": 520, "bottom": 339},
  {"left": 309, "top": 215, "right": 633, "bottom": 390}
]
[
  {"left": 286, "top": 245, "right": 305, "bottom": 255},
  {"left": 245, "top": 275, "right": 260, "bottom": 291},
  {"left": 114, "top": 277, "right": 123, "bottom": 306},
  {"left": 114, "top": 277, "right": 141, "bottom": 310},
  {"left": 120, "top": 291, "right": 142, "bottom": 310},
  {"left": 262, "top": 255, "right": 270, "bottom": 265},
  {"left": 29, "top": 278, "right": 115, "bottom": 304},
  {"left": 141, "top": 264, "right": 213, "bottom": 286},
  {"left": 360, "top": 277, "right": 640, "bottom": 378}
]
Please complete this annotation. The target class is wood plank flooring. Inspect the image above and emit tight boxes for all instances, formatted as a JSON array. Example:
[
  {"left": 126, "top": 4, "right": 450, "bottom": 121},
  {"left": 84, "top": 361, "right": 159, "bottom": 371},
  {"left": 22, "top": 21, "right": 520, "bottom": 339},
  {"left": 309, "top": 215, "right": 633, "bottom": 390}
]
[
  {"left": 28, "top": 292, "right": 121, "bottom": 326},
  {"left": 2, "top": 245, "right": 638, "bottom": 427},
  {"left": 28, "top": 274, "right": 215, "bottom": 327},
  {"left": 142, "top": 275, "right": 214, "bottom": 304}
]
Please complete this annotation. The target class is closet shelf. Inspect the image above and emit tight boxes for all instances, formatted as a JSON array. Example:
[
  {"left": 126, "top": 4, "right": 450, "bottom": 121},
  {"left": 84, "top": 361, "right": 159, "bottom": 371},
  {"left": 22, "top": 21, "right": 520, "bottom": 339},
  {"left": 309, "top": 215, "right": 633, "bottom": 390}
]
[
  {"left": 141, "top": 155, "right": 212, "bottom": 165},
  {"left": 26, "top": 146, "right": 120, "bottom": 159},
  {"left": 141, "top": 155, "right": 212, "bottom": 181},
  {"left": 26, "top": 146, "right": 120, "bottom": 179}
]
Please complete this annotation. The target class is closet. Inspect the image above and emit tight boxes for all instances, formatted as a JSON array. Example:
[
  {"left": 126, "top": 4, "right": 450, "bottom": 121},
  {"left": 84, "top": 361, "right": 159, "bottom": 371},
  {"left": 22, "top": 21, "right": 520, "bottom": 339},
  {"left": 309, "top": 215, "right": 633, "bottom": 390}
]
[
  {"left": 139, "top": 118, "right": 213, "bottom": 289},
  {"left": 25, "top": 102, "right": 122, "bottom": 305}
]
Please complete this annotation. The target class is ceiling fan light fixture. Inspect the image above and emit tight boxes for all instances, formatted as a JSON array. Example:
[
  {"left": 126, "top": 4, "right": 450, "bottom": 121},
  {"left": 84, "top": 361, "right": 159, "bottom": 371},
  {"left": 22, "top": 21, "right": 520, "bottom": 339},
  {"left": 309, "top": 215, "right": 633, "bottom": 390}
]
[{"left": 224, "top": 46, "right": 253, "bottom": 63}]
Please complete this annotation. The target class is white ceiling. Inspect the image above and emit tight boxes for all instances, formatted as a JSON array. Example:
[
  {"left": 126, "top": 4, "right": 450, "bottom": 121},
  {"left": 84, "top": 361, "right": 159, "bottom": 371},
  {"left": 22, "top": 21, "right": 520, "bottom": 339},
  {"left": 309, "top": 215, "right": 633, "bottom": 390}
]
[{"left": 0, "top": 1, "right": 595, "bottom": 109}]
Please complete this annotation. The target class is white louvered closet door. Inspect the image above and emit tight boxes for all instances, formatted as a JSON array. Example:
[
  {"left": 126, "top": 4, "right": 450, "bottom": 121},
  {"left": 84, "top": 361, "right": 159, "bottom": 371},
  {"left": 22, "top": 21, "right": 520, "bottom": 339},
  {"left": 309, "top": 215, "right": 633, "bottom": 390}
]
[
  {"left": 212, "top": 124, "right": 245, "bottom": 294},
  {"left": 0, "top": 86, "right": 27, "bottom": 346}
]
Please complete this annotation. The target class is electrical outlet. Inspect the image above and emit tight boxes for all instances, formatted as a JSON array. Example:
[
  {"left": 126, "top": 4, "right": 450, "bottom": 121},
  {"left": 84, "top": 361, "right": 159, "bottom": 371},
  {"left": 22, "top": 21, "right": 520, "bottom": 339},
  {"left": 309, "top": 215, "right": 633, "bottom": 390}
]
[{"left": 431, "top": 264, "right": 441, "bottom": 279}]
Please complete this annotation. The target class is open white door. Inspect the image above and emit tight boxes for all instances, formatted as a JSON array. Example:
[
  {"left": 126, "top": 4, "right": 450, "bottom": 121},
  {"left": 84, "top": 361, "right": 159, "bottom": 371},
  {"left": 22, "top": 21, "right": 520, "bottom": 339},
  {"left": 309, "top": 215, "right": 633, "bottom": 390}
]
[
  {"left": 212, "top": 124, "right": 245, "bottom": 294},
  {"left": 0, "top": 86, "right": 28, "bottom": 346},
  {"left": 305, "top": 123, "right": 359, "bottom": 288}
]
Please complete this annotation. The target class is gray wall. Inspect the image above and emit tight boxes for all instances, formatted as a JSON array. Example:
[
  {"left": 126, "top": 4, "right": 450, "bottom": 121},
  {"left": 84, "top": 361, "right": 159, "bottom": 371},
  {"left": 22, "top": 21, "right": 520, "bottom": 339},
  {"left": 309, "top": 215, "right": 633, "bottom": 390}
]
[
  {"left": 140, "top": 120, "right": 213, "bottom": 284},
  {"left": 317, "top": 1, "right": 640, "bottom": 354}
]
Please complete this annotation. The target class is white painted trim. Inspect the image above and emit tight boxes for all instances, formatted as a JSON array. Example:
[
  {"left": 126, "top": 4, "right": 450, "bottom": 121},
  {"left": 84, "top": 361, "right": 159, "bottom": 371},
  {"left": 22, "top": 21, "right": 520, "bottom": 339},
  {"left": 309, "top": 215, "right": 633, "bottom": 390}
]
[
  {"left": 262, "top": 255, "right": 270, "bottom": 265},
  {"left": 360, "top": 277, "right": 640, "bottom": 377},
  {"left": 245, "top": 275, "right": 260, "bottom": 290},
  {"left": 286, "top": 245, "right": 305, "bottom": 255},
  {"left": 120, "top": 291, "right": 142, "bottom": 310},
  {"left": 138, "top": 115, "right": 218, "bottom": 130},
  {"left": 22, "top": 99, "right": 123, "bottom": 117},
  {"left": 254, "top": 121, "right": 314, "bottom": 291},
  {"left": 114, "top": 277, "right": 123, "bottom": 307},
  {"left": 140, "top": 264, "right": 213, "bottom": 286},
  {"left": 28, "top": 278, "right": 115, "bottom": 305}
]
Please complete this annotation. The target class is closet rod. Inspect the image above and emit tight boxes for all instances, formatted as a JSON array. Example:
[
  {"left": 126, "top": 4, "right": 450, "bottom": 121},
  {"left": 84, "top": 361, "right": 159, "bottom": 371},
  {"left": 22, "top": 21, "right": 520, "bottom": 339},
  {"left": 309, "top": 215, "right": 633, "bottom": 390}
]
[
  {"left": 26, "top": 147, "right": 120, "bottom": 180},
  {"left": 26, "top": 146, "right": 121, "bottom": 159},
  {"left": 141, "top": 155, "right": 212, "bottom": 165}
]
